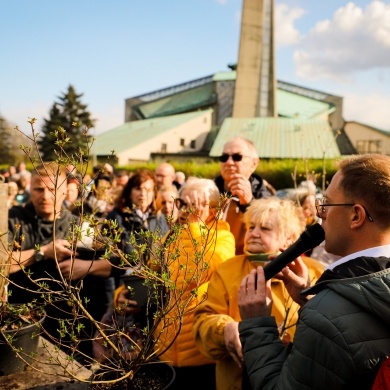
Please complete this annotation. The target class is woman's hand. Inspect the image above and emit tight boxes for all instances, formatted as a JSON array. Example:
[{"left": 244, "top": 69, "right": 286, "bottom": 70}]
[
  {"left": 274, "top": 256, "right": 311, "bottom": 306},
  {"left": 116, "top": 288, "right": 141, "bottom": 314},
  {"left": 224, "top": 322, "right": 243, "bottom": 368},
  {"left": 267, "top": 249, "right": 311, "bottom": 306},
  {"left": 182, "top": 191, "right": 210, "bottom": 223}
]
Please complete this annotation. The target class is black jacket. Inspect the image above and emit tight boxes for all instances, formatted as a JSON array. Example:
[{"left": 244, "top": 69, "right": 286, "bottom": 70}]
[
  {"left": 8, "top": 203, "right": 109, "bottom": 357},
  {"left": 239, "top": 256, "right": 390, "bottom": 390},
  {"left": 8, "top": 203, "right": 78, "bottom": 303},
  {"left": 105, "top": 208, "right": 169, "bottom": 263}
]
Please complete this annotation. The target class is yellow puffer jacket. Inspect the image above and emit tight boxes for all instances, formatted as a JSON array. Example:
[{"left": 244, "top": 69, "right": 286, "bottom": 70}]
[
  {"left": 114, "top": 220, "right": 235, "bottom": 368},
  {"left": 192, "top": 254, "right": 324, "bottom": 390}
]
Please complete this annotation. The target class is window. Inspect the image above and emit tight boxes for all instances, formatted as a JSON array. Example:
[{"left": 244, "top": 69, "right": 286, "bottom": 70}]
[
  {"left": 355, "top": 140, "right": 366, "bottom": 154},
  {"left": 368, "top": 140, "right": 382, "bottom": 153},
  {"left": 180, "top": 138, "right": 185, "bottom": 146},
  {"left": 190, "top": 140, "right": 196, "bottom": 149},
  {"left": 355, "top": 140, "right": 382, "bottom": 154},
  {"left": 161, "top": 143, "right": 167, "bottom": 153}
]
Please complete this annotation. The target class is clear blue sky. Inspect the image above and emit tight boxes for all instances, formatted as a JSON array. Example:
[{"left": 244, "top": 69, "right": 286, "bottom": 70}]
[{"left": 2, "top": 0, "right": 390, "bottom": 134}]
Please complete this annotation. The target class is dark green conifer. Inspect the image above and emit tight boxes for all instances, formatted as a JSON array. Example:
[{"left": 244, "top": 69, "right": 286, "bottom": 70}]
[{"left": 38, "top": 85, "right": 95, "bottom": 161}]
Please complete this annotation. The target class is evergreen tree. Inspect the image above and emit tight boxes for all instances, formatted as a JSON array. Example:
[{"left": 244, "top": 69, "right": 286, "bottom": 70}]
[
  {"left": 0, "top": 115, "right": 32, "bottom": 164},
  {"left": 0, "top": 116, "right": 15, "bottom": 163},
  {"left": 38, "top": 85, "right": 95, "bottom": 161}
]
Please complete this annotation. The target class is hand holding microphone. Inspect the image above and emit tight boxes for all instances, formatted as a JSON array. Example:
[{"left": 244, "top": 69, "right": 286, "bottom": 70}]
[
  {"left": 263, "top": 223, "right": 325, "bottom": 280},
  {"left": 239, "top": 224, "right": 325, "bottom": 319}
]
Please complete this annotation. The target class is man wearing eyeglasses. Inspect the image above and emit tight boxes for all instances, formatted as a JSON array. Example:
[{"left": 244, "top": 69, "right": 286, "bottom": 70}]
[
  {"left": 215, "top": 137, "right": 275, "bottom": 255},
  {"left": 237, "top": 153, "right": 390, "bottom": 390}
]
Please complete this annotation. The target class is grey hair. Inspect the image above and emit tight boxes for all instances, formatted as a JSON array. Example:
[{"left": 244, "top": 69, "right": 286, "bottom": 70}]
[{"left": 179, "top": 177, "right": 220, "bottom": 207}]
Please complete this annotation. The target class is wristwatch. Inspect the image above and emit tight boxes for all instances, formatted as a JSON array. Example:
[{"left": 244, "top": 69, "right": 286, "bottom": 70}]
[{"left": 35, "top": 249, "right": 45, "bottom": 262}]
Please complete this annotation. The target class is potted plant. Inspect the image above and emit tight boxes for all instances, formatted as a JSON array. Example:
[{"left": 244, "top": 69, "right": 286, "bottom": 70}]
[
  {"left": 0, "top": 120, "right": 228, "bottom": 389},
  {"left": 0, "top": 301, "right": 45, "bottom": 376}
]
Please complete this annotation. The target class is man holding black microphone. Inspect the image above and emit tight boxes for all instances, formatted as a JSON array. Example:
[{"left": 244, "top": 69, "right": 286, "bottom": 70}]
[{"left": 238, "top": 154, "right": 390, "bottom": 390}]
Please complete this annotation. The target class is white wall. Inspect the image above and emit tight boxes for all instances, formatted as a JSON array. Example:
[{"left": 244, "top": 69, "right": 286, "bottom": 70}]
[
  {"left": 344, "top": 122, "right": 390, "bottom": 155},
  {"left": 116, "top": 111, "right": 212, "bottom": 164}
]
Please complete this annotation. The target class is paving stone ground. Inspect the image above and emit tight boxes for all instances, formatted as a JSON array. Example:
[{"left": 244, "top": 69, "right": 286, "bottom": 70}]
[{"left": 0, "top": 337, "right": 91, "bottom": 390}]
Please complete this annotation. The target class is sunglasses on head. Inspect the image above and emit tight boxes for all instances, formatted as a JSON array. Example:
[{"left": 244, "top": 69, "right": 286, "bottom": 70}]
[{"left": 218, "top": 153, "right": 245, "bottom": 163}]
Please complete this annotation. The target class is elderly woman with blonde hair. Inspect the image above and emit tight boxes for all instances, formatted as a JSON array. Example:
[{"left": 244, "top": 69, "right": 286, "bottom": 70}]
[
  {"left": 193, "top": 197, "right": 324, "bottom": 390},
  {"left": 111, "top": 177, "right": 236, "bottom": 389}
]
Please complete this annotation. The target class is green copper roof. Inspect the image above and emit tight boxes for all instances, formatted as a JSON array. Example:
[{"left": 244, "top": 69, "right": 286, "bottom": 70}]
[
  {"left": 124, "top": 68, "right": 339, "bottom": 125},
  {"left": 209, "top": 118, "right": 341, "bottom": 159},
  {"left": 277, "top": 89, "right": 334, "bottom": 119},
  {"left": 94, "top": 110, "right": 212, "bottom": 155},
  {"left": 212, "top": 71, "right": 237, "bottom": 81},
  {"left": 134, "top": 83, "right": 216, "bottom": 119}
]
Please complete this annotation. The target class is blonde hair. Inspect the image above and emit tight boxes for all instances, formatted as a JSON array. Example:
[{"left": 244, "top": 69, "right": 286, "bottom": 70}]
[
  {"left": 243, "top": 197, "right": 305, "bottom": 243},
  {"left": 179, "top": 177, "right": 220, "bottom": 208}
]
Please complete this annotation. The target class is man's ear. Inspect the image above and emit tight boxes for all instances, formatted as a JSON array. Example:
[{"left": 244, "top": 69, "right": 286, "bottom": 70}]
[
  {"left": 350, "top": 204, "right": 366, "bottom": 229},
  {"left": 251, "top": 157, "right": 260, "bottom": 173}
]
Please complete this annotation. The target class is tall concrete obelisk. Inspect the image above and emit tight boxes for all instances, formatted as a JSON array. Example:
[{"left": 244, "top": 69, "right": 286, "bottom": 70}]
[{"left": 232, "top": 0, "right": 276, "bottom": 118}]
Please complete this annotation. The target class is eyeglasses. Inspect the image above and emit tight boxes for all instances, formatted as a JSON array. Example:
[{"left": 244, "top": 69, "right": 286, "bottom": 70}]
[
  {"left": 174, "top": 198, "right": 188, "bottom": 211},
  {"left": 315, "top": 198, "right": 374, "bottom": 222},
  {"left": 174, "top": 198, "right": 210, "bottom": 212},
  {"left": 218, "top": 153, "right": 248, "bottom": 163}
]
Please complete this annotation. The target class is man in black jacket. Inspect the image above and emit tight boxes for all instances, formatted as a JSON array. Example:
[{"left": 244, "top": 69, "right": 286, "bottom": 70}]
[
  {"left": 238, "top": 154, "right": 390, "bottom": 389},
  {"left": 215, "top": 137, "right": 274, "bottom": 254},
  {"left": 8, "top": 162, "right": 113, "bottom": 362}
]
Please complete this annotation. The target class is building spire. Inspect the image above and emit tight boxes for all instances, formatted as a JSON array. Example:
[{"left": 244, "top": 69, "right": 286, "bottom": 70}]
[{"left": 232, "top": 0, "right": 276, "bottom": 118}]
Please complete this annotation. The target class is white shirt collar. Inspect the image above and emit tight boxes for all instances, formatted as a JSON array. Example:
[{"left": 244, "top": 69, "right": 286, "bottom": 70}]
[
  {"left": 326, "top": 244, "right": 390, "bottom": 270},
  {"left": 135, "top": 208, "right": 149, "bottom": 221}
]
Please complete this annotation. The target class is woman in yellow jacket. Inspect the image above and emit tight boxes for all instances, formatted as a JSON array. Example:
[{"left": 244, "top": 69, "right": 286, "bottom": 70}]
[
  {"left": 114, "top": 177, "right": 235, "bottom": 389},
  {"left": 192, "top": 197, "right": 324, "bottom": 390}
]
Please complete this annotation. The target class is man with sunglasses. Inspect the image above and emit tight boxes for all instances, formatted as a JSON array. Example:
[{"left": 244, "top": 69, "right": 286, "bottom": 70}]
[
  {"left": 237, "top": 154, "right": 390, "bottom": 390},
  {"left": 215, "top": 137, "right": 275, "bottom": 254}
]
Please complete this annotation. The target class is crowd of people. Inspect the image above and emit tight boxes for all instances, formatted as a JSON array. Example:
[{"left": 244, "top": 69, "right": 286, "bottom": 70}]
[{"left": 4, "top": 138, "right": 390, "bottom": 389}]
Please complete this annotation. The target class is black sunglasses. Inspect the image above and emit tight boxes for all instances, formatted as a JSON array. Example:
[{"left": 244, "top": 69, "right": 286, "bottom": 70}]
[
  {"left": 218, "top": 153, "right": 245, "bottom": 163},
  {"left": 174, "top": 198, "right": 188, "bottom": 211}
]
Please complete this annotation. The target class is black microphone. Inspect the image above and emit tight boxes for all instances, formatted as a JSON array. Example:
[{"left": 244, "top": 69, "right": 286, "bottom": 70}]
[{"left": 263, "top": 223, "right": 325, "bottom": 280}]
